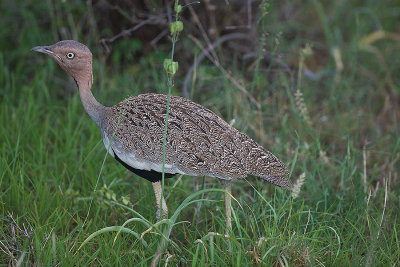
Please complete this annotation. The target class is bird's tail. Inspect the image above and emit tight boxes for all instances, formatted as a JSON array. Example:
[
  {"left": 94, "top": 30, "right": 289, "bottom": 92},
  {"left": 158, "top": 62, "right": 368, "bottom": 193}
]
[
  {"left": 258, "top": 173, "right": 292, "bottom": 191},
  {"left": 246, "top": 146, "right": 292, "bottom": 190}
]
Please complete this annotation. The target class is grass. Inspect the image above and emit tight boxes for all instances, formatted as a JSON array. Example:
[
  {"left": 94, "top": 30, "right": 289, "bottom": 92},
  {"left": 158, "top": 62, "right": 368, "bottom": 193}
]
[{"left": 1, "top": 0, "right": 399, "bottom": 266}]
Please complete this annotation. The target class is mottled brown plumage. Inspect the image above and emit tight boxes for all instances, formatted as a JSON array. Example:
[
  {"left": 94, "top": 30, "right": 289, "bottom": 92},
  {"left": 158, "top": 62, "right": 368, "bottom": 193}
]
[
  {"left": 103, "top": 93, "right": 290, "bottom": 189},
  {"left": 32, "top": 40, "right": 291, "bottom": 230}
]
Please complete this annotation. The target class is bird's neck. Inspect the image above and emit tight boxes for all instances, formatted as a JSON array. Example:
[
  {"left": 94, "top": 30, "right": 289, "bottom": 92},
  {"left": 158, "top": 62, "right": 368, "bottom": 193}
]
[{"left": 76, "top": 71, "right": 106, "bottom": 127}]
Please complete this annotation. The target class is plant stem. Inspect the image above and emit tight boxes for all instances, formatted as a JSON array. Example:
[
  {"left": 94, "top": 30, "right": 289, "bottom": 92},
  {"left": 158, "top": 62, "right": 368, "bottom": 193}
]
[{"left": 161, "top": 0, "right": 180, "bottom": 219}]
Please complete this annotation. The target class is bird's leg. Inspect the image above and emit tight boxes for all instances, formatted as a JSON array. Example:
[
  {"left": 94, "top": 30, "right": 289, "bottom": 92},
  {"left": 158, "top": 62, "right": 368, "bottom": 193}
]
[
  {"left": 152, "top": 181, "right": 168, "bottom": 221},
  {"left": 223, "top": 180, "right": 232, "bottom": 231},
  {"left": 222, "top": 179, "right": 232, "bottom": 253}
]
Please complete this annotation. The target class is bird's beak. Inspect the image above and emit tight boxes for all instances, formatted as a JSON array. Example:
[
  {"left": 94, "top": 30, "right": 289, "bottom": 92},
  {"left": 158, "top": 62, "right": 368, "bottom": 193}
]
[
  {"left": 31, "top": 45, "right": 53, "bottom": 55},
  {"left": 32, "top": 45, "right": 63, "bottom": 62}
]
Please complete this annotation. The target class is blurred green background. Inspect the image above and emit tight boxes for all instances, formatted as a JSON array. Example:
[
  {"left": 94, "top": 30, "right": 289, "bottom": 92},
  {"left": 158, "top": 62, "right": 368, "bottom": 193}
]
[{"left": 1, "top": 0, "right": 399, "bottom": 265}]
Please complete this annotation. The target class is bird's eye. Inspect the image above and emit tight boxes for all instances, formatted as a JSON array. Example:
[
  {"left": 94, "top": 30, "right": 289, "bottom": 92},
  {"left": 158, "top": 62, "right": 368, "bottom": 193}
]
[{"left": 66, "top": 52, "right": 75, "bottom": 59}]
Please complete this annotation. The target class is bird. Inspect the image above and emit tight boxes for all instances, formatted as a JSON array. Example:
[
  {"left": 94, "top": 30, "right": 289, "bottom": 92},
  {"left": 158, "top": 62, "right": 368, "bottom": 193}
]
[{"left": 32, "top": 40, "right": 292, "bottom": 233}]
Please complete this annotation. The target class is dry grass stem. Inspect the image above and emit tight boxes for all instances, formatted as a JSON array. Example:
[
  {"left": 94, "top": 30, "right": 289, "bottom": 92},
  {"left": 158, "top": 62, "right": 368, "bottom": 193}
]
[{"left": 292, "top": 172, "right": 306, "bottom": 199}]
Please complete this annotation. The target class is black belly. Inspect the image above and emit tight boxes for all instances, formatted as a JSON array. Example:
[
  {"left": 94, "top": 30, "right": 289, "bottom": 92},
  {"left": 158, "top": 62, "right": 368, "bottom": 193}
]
[{"left": 112, "top": 150, "right": 177, "bottom": 183}]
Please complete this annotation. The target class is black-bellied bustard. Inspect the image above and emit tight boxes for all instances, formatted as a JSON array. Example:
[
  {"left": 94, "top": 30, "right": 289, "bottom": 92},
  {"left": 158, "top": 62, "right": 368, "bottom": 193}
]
[{"left": 32, "top": 40, "right": 292, "bottom": 235}]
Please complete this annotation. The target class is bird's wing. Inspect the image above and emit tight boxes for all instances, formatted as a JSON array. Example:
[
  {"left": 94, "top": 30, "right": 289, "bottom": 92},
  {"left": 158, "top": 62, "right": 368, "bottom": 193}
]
[{"left": 103, "top": 93, "right": 286, "bottom": 181}]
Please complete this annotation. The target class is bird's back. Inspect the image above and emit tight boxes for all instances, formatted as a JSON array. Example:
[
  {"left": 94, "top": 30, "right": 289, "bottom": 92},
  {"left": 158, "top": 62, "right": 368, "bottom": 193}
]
[{"left": 102, "top": 94, "right": 291, "bottom": 189}]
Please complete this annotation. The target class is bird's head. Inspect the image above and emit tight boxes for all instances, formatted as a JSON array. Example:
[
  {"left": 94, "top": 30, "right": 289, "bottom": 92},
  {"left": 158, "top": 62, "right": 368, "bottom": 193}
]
[{"left": 32, "top": 40, "right": 92, "bottom": 84}]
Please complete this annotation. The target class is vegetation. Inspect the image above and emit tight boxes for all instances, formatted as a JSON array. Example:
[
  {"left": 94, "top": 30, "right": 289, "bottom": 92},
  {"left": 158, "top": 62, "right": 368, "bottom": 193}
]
[{"left": 1, "top": 0, "right": 399, "bottom": 265}]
